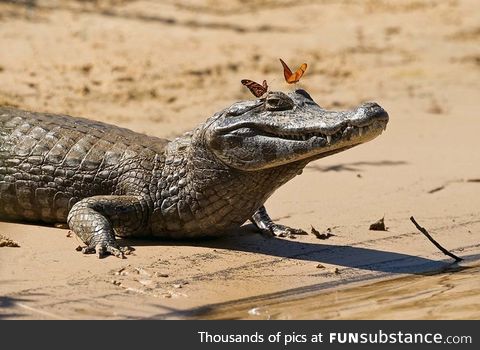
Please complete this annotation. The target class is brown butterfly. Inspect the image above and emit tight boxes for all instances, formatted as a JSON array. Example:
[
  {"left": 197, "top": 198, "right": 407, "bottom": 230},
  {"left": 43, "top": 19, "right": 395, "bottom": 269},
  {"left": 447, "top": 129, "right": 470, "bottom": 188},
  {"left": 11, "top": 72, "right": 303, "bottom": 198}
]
[
  {"left": 279, "top": 58, "right": 307, "bottom": 84},
  {"left": 241, "top": 79, "right": 268, "bottom": 98}
]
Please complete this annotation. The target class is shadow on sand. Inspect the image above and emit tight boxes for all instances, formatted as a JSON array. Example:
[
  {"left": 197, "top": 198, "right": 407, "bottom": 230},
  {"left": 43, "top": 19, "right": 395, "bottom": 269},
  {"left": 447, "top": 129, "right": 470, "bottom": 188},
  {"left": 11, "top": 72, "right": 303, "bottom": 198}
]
[{"left": 119, "top": 223, "right": 449, "bottom": 276}]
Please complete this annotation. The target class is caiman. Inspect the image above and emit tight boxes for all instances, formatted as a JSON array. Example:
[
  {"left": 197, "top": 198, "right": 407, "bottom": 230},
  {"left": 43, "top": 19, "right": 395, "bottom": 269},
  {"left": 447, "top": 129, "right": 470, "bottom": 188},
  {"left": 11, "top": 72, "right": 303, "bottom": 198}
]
[{"left": 0, "top": 90, "right": 388, "bottom": 258}]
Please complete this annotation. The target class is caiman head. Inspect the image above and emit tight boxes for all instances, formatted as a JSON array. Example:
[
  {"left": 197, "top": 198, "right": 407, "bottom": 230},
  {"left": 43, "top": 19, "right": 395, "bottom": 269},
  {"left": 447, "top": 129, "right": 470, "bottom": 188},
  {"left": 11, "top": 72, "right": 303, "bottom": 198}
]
[{"left": 202, "top": 89, "right": 389, "bottom": 170}]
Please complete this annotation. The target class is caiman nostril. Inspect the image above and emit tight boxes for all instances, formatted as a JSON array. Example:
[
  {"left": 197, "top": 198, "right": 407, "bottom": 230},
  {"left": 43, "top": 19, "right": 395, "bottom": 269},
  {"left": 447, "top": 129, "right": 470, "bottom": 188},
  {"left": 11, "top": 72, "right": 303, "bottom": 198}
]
[
  {"left": 362, "top": 102, "right": 389, "bottom": 121},
  {"left": 369, "top": 106, "right": 389, "bottom": 121}
]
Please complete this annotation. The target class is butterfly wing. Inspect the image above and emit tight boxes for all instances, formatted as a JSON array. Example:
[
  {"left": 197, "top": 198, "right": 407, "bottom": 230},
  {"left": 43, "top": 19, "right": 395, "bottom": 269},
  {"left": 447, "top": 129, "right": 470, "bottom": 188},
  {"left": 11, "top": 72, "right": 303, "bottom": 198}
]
[
  {"left": 280, "top": 58, "right": 307, "bottom": 84},
  {"left": 288, "top": 63, "right": 307, "bottom": 83},
  {"left": 241, "top": 79, "right": 268, "bottom": 98},
  {"left": 286, "top": 63, "right": 307, "bottom": 84},
  {"left": 279, "top": 58, "right": 293, "bottom": 82}
]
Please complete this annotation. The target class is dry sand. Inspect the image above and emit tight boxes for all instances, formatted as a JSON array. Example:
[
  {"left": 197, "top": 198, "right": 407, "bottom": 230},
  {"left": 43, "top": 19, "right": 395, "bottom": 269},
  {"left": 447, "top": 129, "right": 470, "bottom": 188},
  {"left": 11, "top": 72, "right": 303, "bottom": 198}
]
[{"left": 0, "top": 0, "right": 479, "bottom": 319}]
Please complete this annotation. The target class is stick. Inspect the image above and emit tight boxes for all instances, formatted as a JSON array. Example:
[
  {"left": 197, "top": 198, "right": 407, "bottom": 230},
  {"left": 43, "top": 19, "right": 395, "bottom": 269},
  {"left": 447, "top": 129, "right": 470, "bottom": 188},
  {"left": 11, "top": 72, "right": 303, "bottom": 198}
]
[{"left": 409, "top": 216, "right": 463, "bottom": 262}]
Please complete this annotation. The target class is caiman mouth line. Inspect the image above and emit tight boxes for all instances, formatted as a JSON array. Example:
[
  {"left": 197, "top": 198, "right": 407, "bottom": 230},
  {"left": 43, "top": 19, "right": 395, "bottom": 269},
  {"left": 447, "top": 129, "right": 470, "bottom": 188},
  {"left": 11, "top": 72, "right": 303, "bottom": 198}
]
[{"left": 253, "top": 120, "right": 387, "bottom": 144}]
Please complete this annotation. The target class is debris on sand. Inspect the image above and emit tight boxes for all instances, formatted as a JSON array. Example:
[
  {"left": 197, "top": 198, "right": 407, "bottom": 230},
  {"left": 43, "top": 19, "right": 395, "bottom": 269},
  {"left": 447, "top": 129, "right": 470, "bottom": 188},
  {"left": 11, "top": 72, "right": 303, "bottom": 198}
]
[
  {"left": 369, "top": 216, "right": 387, "bottom": 231},
  {"left": 0, "top": 234, "right": 20, "bottom": 248},
  {"left": 428, "top": 185, "right": 445, "bottom": 194},
  {"left": 310, "top": 226, "right": 335, "bottom": 240},
  {"left": 410, "top": 216, "right": 462, "bottom": 262},
  {"left": 54, "top": 223, "right": 69, "bottom": 229}
]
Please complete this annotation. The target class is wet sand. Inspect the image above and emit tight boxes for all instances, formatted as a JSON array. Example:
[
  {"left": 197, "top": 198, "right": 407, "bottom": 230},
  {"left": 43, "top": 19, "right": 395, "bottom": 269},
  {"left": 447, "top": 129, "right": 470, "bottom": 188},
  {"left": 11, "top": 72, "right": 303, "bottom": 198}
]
[
  {"left": 199, "top": 263, "right": 480, "bottom": 320},
  {"left": 0, "top": 0, "right": 479, "bottom": 319}
]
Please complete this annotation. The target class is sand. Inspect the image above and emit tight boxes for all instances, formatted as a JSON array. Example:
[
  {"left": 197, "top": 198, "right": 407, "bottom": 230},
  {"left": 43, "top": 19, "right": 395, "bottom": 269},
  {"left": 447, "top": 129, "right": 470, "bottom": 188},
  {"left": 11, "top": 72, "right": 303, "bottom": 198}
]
[{"left": 0, "top": 0, "right": 479, "bottom": 319}]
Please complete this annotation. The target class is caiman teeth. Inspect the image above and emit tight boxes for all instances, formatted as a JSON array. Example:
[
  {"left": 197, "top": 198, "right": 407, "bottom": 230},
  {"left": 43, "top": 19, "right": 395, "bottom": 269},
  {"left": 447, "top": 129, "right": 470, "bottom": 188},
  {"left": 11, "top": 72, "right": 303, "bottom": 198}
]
[
  {"left": 326, "top": 135, "right": 332, "bottom": 144},
  {"left": 359, "top": 127, "right": 363, "bottom": 136}
]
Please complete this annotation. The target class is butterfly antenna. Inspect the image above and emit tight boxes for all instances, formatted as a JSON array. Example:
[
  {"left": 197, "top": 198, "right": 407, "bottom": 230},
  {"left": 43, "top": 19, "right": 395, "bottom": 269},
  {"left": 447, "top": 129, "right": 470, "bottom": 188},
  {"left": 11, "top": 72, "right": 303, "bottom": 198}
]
[{"left": 267, "top": 77, "right": 278, "bottom": 92}]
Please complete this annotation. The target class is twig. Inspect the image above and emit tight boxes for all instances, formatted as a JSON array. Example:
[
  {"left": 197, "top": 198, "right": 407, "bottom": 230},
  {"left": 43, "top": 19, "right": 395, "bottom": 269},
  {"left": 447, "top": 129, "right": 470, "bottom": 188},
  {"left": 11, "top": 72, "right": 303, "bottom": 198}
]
[
  {"left": 409, "top": 216, "right": 462, "bottom": 262},
  {"left": 428, "top": 185, "right": 445, "bottom": 194}
]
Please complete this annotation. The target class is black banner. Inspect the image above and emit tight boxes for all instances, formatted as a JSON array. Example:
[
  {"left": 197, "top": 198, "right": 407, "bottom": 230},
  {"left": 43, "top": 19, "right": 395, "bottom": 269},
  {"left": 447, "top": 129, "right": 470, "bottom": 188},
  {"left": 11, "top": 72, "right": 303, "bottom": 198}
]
[{"left": 1, "top": 320, "right": 477, "bottom": 350}]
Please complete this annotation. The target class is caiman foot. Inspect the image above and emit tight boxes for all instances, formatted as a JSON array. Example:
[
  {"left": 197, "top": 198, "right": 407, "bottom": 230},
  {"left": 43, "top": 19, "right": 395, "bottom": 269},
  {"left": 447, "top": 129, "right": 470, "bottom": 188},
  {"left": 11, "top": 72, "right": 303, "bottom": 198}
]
[
  {"left": 76, "top": 243, "right": 133, "bottom": 259},
  {"left": 269, "top": 224, "right": 307, "bottom": 237},
  {"left": 68, "top": 195, "right": 145, "bottom": 259},
  {"left": 251, "top": 206, "right": 307, "bottom": 238}
]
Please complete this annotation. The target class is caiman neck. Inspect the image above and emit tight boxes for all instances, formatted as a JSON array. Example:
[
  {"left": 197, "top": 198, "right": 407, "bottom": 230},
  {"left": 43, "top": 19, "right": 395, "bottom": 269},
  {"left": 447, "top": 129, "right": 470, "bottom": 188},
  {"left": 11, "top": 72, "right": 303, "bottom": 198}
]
[{"left": 153, "top": 129, "right": 306, "bottom": 236}]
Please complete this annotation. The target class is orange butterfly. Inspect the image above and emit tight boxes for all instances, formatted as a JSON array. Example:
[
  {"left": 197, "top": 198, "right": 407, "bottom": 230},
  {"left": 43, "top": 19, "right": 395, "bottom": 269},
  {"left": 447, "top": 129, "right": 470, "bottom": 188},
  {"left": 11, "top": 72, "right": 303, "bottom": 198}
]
[
  {"left": 241, "top": 79, "right": 268, "bottom": 98},
  {"left": 279, "top": 58, "right": 307, "bottom": 84}
]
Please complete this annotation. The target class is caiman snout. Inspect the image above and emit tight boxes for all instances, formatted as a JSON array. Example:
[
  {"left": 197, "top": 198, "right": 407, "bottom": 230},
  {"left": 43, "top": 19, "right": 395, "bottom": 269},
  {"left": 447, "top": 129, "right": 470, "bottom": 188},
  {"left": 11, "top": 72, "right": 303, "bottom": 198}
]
[{"left": 360, "top": 102, "right": 389, "bottom": 122}]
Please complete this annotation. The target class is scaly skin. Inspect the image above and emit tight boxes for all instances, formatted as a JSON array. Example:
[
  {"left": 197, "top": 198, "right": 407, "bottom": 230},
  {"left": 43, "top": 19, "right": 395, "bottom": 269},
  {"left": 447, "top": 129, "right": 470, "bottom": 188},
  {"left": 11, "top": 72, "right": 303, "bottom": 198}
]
[{"left": 0, "top": 89, "right": 388, "bottom": 258}]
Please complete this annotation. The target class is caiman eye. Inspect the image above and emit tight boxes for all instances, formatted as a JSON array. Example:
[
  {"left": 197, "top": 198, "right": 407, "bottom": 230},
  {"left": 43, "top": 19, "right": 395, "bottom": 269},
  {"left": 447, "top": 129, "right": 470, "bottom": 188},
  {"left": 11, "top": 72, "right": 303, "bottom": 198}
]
[{"left": 265, "top": 92, "right": 294, "bottom": 111}]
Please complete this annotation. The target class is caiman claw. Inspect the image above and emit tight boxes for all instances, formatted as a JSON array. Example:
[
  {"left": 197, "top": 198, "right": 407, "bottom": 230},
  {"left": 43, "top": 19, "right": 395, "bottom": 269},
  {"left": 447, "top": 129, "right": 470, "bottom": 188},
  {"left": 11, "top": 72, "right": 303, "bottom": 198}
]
[{"left": 77, "top": 243, "right": 132, "bottom": 259}]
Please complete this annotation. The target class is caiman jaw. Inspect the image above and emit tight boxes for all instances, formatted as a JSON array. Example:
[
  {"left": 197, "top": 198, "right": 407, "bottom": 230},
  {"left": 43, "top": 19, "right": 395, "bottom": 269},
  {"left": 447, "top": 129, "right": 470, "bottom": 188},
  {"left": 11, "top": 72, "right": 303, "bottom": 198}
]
[{"left": 259, "top": 119, "right": 387, "bottom": 145}]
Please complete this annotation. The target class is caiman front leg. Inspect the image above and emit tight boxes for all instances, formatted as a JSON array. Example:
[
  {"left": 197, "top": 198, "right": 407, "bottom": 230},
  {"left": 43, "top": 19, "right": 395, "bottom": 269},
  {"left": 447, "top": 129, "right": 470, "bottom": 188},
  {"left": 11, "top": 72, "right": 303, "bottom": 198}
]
[
  {"left": 250, "top": 206, "right": 307, "bottom": 237},
  {"left": 67, "top": 195, "right": 148, "bottom": 258}
]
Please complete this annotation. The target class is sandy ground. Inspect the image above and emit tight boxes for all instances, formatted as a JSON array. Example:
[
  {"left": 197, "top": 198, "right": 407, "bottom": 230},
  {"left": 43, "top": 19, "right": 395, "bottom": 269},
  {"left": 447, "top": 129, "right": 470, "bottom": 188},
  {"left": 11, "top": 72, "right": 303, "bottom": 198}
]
[{"left": 0, "top": 0, "right": 479, "bottom": 319}]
